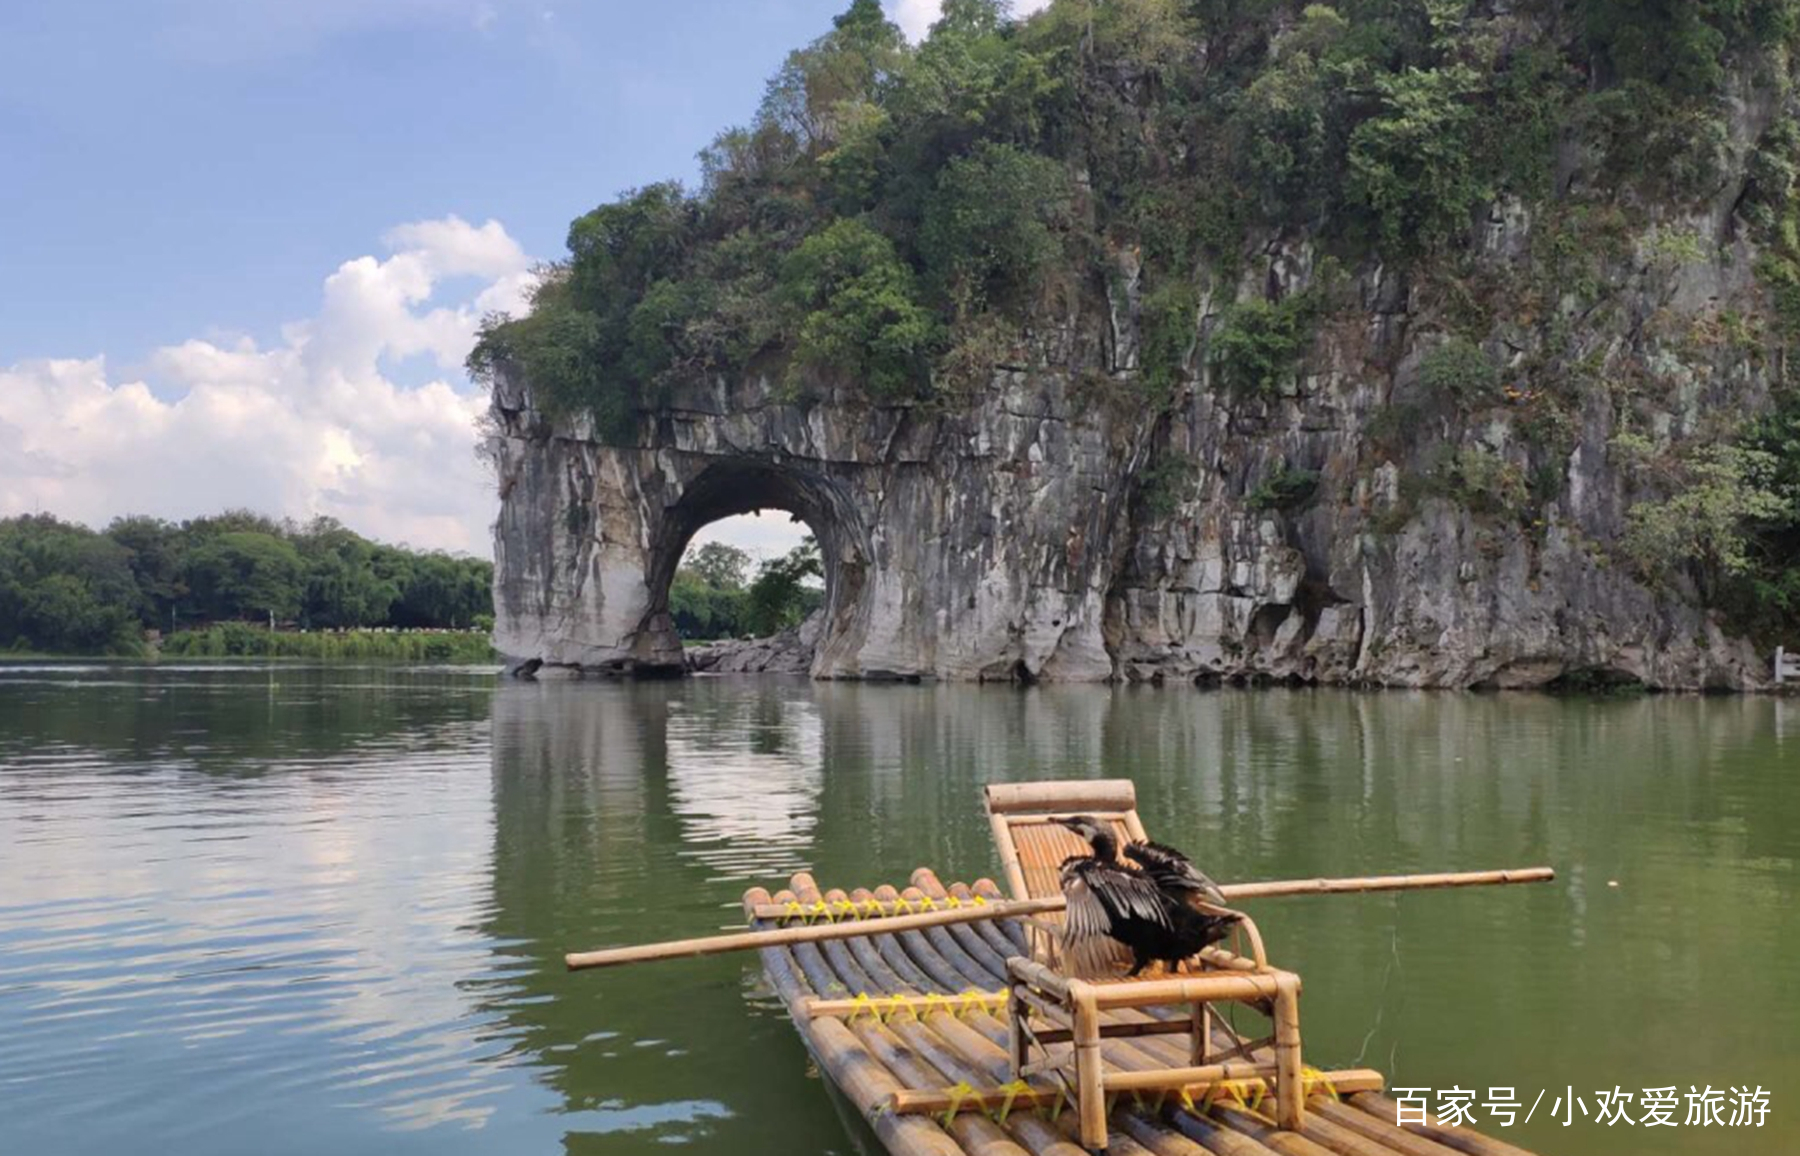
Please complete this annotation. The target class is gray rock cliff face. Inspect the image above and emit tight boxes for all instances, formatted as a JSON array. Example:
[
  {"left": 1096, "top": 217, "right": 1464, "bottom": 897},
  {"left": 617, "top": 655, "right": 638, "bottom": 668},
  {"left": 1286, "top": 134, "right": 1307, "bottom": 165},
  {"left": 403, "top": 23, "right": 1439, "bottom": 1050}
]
[
  {"left": 488, "top": 113, "right": 1783, "bottom": 692},
  {"left": 489, "top": 354, "right": 1129, "bottom": 681}
]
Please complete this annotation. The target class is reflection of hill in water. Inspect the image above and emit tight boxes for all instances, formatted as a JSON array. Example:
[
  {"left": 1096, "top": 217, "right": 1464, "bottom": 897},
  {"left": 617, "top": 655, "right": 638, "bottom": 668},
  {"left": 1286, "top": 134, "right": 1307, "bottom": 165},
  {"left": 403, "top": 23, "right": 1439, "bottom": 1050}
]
[
  {"left": 666, "top": 680, "right": 823, "bottom": 883},
  {"left": 482, "top": 683, "right": 1798, "bottom": 1155},
  {"left": 481, "top": 678, "right": 848, "bottom": 1153}
]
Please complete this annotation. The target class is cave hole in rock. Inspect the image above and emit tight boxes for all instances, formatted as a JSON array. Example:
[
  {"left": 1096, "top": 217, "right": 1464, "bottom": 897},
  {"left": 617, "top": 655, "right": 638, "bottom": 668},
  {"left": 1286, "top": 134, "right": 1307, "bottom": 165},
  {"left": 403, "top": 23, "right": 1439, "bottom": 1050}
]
[{"left": 646, "top": 459, "right": 868, "bottom": 661}]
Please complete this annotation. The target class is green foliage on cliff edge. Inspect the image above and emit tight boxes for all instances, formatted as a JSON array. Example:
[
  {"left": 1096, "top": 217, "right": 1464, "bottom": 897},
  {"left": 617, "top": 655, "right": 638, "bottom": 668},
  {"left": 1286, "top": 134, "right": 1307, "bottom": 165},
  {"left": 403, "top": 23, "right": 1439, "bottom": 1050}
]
[
  {"left": 1613, "top": 391, "right": 1800, "bottom": 637},
  {"left": 472, "top": 1, "right": 1800, "bottom": 429},
  {"left": 472, "top": 0, "right": 1800, "bottom": 441}
]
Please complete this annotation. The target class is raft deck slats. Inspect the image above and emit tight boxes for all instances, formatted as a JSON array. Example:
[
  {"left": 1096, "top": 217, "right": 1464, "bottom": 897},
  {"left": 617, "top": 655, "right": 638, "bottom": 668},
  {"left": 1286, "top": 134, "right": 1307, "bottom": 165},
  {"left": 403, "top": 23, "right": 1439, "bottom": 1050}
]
[{"left": 747, "top": 872, "right": 1541, "bottom": 1156}]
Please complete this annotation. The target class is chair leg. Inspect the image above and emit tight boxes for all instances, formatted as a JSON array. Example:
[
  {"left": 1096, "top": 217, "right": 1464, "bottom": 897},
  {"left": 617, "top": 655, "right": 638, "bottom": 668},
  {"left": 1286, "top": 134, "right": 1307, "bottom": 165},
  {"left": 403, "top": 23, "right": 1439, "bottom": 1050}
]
[
  {"left": 1072, "top": 986, "right": 1107, "bottom": 1151},
  {"left": 1190, "top": 1003, "right": 1213, "bottom": 1065},
  {"left": 1008, "top": 980, "right": 1029, "bottom": 1079},
  {"left": 1273, "top": 974, "right": 1304, "bottom": 1131}
]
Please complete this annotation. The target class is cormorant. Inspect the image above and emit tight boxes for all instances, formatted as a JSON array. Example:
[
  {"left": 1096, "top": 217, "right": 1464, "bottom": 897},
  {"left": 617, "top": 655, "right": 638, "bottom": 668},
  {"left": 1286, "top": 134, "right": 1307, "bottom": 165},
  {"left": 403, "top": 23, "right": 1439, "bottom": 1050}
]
[{"left": 1051, "top": 815, "right": 1238, "bottom": 978}]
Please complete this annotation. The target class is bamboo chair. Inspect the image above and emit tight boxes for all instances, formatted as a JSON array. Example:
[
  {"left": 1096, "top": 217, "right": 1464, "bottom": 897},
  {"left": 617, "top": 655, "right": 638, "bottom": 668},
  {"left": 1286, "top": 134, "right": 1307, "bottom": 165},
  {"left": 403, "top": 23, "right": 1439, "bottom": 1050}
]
[{"left": 983, "top": 780, "right": 1306, "bottom": 1150}]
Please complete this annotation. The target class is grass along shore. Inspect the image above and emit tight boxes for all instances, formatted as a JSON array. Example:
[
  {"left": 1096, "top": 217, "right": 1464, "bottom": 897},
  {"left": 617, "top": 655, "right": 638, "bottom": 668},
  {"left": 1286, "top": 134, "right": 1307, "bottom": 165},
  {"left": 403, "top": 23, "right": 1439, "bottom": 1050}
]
[{"left": 159, "top": 623, "right": 496, "bottom": 662}]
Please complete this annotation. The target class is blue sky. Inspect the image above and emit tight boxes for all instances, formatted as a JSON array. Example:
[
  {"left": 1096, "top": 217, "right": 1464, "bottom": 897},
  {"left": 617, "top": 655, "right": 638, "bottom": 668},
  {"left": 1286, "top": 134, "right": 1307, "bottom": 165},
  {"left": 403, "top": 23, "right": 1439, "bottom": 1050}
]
[
  {"left": 1, "top": 1, "right": 997, "bottom": 555},
  {"left": 2, "top": 0, "right": 843, "bottom": 365}
]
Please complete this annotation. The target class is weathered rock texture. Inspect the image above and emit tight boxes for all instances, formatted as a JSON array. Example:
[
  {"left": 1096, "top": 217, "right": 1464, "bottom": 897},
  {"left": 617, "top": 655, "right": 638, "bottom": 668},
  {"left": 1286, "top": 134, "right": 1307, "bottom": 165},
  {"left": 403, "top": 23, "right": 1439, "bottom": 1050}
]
[
  {"left": 686, "top": 612, "right": 821, "bottom": 675},
  {"left": 488, "top": 117, "right": 1786, "bottom": 694}
]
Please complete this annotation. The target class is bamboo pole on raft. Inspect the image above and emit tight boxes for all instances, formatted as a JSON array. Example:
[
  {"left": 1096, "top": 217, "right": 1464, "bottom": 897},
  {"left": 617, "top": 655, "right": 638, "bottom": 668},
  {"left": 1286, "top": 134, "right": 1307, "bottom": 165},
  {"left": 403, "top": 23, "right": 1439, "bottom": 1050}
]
[
  {"left": 748, "top": 866, "right": 1556, "bottom": 919},
  {"left": 565, "top": 866, "right": 1554, "bottom": 971}
]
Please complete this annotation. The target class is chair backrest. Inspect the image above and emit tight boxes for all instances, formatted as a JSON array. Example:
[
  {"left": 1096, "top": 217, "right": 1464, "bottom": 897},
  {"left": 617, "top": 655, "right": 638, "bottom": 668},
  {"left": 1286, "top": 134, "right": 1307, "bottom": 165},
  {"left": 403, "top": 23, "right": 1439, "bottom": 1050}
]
[
  {"left": 985, "top": 778, "right": 1269, "bottom": 976},
  {"left": 984, "top": 779, "right": 1150, "bottom": 903}
]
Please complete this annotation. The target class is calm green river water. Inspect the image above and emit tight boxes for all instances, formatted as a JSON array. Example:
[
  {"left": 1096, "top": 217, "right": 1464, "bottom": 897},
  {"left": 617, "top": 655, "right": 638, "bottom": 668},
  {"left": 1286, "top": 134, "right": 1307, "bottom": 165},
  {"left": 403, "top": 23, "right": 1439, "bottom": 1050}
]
[{"left": 0, "top": 664, "right": 1794, "bottom": 1155}]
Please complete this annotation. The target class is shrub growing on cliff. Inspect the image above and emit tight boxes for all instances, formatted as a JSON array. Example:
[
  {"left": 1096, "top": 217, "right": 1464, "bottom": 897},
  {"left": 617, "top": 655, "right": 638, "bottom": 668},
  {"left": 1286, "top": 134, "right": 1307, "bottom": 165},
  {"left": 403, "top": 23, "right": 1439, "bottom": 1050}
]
[
  {"left": 1418, "top": 338, "right": 1499, "bottom": 402},
  {"left": 1723, "top": 392, "right": 1800, "bottom": 632},
  {"left": 1138, "top": 282, "right": 1198, "bottom": 401},
  {"left": 1432, "top": 446, "right": 1529, "bottom": 517},
  {"left": 779, "top": 219, "right": 940, "bottom": 396},
  {"left": 1347, "top": 65, "right": 1488, "bottom": 252},
  {"left": 1136, "top": 454, "right": 1197, "bottom": 520},
  {"left": 1234, "top": 30, "right": 1336, "bottom": 224},
  {"left": 1615, "top": 436, "right": 1789, "bottom": 581},
  {"left": 471, "top": 284, "right": 629, "bottom": 439},
  {"left": 1247, "top": 464, "right": 1321, "bottom": 512},
  {"left": 919, "top": 142, "right": 1073, "bottom": 316},
  {"left": 1207, "top": 293, "right": 1317, "bottom": 397},
  {"left": 1613, "top": 398, "right": 1800, "bottom": 635},
  {"left": 1577, "top": 0, "right": 1797, "bottom": 97}
]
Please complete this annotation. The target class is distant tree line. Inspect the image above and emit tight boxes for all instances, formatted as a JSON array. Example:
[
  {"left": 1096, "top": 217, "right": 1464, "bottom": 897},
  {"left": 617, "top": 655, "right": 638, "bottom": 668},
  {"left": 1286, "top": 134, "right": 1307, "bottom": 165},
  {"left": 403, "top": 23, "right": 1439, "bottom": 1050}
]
[
  {"left": 0, "top": 510, "right": 493, "bottom": 656},
  {"left": 669, "top": 538, "right": 824, "bottom": 641}
]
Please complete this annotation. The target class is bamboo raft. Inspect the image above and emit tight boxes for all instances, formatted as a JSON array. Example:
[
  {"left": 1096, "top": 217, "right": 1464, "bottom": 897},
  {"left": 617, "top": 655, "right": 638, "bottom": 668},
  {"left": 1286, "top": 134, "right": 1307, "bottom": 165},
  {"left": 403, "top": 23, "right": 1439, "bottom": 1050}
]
[{"left": 571, "top": 780, "right": 1554, "bottom": 1156}]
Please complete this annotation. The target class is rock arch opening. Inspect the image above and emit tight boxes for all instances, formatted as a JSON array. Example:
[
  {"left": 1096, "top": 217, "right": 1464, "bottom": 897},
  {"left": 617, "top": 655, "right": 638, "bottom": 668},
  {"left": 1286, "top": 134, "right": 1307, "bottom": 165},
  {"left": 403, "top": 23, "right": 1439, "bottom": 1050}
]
[{"left": 638, "top": 459, "right": 869, "bottom": 676}]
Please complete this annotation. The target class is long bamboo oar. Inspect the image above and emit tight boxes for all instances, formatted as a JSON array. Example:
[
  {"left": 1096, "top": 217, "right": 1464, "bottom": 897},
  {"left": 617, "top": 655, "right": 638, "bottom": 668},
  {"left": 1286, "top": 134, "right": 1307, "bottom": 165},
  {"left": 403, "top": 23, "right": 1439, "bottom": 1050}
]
[{"left": 565, "top": 866, "right": 1553, "bottom": 971}]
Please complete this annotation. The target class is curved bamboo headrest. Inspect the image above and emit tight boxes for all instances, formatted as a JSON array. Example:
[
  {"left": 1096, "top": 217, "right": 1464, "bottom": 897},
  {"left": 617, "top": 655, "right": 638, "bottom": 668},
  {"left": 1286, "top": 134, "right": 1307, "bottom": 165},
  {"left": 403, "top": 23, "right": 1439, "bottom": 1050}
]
[{"left": 983, "top": 779, "right": 1137, "bottom": 816}]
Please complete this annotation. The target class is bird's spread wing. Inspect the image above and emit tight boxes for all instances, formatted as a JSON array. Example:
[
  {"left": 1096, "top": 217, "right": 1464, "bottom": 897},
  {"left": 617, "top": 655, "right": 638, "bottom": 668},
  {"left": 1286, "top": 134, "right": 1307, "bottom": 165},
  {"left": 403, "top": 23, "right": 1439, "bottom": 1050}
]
[
  {"left": 1060, "top": 859, "right": 1171, "bottom": 977},
  {"left": 1124, "top": 840, "right": 1228, "bottom": 906}
]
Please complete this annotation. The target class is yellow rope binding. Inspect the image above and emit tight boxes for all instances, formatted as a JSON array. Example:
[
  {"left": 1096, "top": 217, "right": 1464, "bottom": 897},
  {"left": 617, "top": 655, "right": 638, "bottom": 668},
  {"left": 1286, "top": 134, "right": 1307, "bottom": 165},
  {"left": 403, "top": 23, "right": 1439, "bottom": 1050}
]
[
  {"left": 993, "top": 1080, "right": 1032, "bottom": 1125},
  {"left": 955, "top": 988, "right": 1003, "bottom": 1017},
  {"left": 1303, "top": 1066, "right": 1341, "bottom": 1102},
  {"left": 783, "top": 900, "right": 806, "bottom": 923},
  {"left": 1206, "top": 1078, "right": 1252, "bottom": 1113},
  {"left": 942, "top": 1082, "right": 976, "bottom": 1128}
]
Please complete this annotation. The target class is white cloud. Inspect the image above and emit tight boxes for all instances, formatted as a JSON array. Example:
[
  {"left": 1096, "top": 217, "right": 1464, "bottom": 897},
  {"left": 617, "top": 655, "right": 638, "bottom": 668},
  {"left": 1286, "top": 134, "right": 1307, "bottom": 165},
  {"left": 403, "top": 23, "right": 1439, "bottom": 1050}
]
[
  {"left": 383, "top": 216, "right": 527, "bottom": 280},
  {"left": 0, "top": 216, "right": 535, "bottom": 554},
  {"left": 886, "top": 0, "right": 1053, "bottom": 41}
]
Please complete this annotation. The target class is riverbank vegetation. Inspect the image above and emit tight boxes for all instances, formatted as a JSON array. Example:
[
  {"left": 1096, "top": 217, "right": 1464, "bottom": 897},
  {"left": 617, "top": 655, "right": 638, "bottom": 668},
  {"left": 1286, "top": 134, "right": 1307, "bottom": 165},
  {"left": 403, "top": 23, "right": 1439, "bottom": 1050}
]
[
  {"left": 0, "top": 511, "right": 493, "bottom": 657},
  {"left": 160, "top": 624, "right": 495, "bottom": 662}
]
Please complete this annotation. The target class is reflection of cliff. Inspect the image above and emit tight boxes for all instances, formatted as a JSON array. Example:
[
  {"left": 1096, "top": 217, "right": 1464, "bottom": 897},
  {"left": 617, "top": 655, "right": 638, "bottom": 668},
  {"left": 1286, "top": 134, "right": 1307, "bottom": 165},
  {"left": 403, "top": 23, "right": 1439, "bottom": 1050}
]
[
  {"left": 480, "top": 680, "right": 846, "bottom": 1152},
  {"left": 474, "top": 677, "right": 1800, "bottom": 1151},
  {"left": 664, "top": 679, "right": 823, "bottom": 882},
  {"left": 488, "top": 679, "right": 658, "bottom": 915}
]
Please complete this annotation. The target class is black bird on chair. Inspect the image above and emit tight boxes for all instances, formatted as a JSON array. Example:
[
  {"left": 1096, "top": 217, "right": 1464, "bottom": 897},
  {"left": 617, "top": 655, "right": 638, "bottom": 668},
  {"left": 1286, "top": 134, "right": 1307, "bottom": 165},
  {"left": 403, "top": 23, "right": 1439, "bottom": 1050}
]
[{"left": 1051, "top": 815, "right": 1238, "bottom": 978}]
